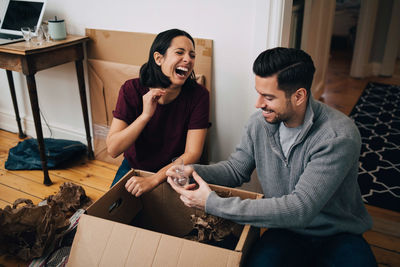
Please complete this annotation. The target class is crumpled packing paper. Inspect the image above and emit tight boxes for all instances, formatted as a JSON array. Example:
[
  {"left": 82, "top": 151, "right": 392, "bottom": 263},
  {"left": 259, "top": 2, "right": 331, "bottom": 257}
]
[{"left": 0, "top": 182, "right": 91, "bottom": 261}]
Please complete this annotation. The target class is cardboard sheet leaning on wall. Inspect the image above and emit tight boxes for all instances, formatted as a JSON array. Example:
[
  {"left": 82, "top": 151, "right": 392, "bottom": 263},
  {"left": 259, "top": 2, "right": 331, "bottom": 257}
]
[{"left": 85, "top": 28, "right": 213, "bottom": 165}]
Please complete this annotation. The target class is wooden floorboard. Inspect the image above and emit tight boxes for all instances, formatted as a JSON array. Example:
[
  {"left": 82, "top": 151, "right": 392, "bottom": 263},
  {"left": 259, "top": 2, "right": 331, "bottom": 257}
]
[{"left": 0, "top": 131, "right": 113, "bottom": 203}]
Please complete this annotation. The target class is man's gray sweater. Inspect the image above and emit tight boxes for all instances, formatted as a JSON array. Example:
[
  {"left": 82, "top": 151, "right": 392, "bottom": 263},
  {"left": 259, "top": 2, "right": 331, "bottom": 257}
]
[{"left": 194, "top": 97, "right": 372, "bottom": 236}]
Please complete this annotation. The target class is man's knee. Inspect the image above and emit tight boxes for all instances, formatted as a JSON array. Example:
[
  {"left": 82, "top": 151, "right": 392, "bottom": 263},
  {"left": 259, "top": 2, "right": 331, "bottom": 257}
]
[{"left": 315, "top": 233, "right": 377, "bottom": 267}]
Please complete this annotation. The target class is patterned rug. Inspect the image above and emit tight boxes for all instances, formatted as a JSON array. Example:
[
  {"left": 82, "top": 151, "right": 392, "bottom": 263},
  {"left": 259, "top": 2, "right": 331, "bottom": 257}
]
[{"left": 349, "top": 82, "right": 400, "bottom": 212}]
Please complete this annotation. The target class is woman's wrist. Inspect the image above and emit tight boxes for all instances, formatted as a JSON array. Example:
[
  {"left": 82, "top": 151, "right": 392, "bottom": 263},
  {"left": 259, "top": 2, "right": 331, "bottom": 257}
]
[
  {"left": 138, "top": 113, "right": 152, "bottom": 123},
  {"left": 151, "top": 173, "right": 167, "bottom": 186}
]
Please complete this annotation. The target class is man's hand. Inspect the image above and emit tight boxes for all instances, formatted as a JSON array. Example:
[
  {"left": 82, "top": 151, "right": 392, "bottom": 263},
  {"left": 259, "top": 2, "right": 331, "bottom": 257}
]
[
  {"left": 125, "top": 175, "right": 158, "bottom": 197},
  {"left": 167, "top": 171, "right": 212, "bottom": 210},
  {"left": 166, "top": 164, "right": 194, "bottom": 178}
]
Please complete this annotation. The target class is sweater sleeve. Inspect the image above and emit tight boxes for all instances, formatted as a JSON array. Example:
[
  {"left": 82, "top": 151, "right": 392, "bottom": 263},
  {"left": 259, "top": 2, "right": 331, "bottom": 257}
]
[
  {"left": 193, "top": 122, "right": 256, "bottom": 187},
  {"left": 203, "top": 136, "right": 361, "bottom": 229}
]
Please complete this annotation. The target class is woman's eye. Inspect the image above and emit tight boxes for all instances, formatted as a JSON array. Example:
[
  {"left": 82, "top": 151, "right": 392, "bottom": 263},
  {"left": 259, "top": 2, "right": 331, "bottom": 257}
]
[
  {"left": 190, "top": 54, "right": 196, "bottom": 59},
  {"left": 176, "top": 51, "right": 184, "bottom": 55}
]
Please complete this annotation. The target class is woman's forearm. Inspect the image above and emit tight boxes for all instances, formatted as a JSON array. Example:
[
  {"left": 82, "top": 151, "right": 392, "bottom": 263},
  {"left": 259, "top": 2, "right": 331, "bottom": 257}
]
[{"left": 106, "top": 114, "right": 151, "bottom": 158}]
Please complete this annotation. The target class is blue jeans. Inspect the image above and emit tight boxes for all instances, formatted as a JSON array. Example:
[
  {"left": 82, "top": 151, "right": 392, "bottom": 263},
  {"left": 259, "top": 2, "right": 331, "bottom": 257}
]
[
  {"left": 245, "top": 229, "right": 377, "bottom": 267},
  {"left": 110, "top": 158, "right": 131, "bottom": 187}
]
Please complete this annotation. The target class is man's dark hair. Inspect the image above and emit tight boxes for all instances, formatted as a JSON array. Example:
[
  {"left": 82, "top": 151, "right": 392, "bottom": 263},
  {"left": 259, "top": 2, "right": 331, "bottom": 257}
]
[
  {"left": 253, "top": 47, "right": 315, "bottom": 98},
  {"left": 140, "top": 29, "right": 197, "bottom": 89}
]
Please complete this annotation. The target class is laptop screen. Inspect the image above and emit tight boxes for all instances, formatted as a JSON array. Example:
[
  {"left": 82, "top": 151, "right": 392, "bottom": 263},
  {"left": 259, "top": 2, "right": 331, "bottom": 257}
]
[{"left": 1, "top": 0, "right": 44, "bottom": 31}]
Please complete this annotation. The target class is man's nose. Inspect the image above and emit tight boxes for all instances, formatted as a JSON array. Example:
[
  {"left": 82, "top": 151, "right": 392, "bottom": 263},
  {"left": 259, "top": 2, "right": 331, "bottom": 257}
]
[{"left": 255, "top": 95, "right": 265, "bottom": 108}]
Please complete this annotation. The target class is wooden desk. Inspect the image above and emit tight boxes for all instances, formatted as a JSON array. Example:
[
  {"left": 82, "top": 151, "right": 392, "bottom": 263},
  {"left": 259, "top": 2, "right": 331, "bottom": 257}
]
[{"left": 0, "top": 35, "right": 94, "bottom": 185}]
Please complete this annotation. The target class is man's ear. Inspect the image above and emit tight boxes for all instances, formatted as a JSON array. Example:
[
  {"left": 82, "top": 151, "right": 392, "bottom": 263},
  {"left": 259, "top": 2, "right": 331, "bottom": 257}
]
[
  {"left": 293, "top": 88, "right": 308, "bottom": 106},
  {"left": 153, "top": 52, "right": 163, "bottom": 66}
]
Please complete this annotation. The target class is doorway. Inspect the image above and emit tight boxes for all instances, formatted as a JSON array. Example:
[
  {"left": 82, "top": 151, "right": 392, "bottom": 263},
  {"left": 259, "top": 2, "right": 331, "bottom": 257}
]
[{"left": 288, "top": 0, "right": 400, "bottom": 100}]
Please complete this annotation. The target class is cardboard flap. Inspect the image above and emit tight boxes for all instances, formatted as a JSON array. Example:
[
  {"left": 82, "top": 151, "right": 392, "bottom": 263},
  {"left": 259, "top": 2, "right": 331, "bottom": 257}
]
[
  {"left": 86, "top": 170, "right": 141, "bottom": 224},
  {"left": 69, "top": 214, "right": 242, "bottom": 267},
  {"left": 87, "top": 59, "right": 141, "bottom": 126}
]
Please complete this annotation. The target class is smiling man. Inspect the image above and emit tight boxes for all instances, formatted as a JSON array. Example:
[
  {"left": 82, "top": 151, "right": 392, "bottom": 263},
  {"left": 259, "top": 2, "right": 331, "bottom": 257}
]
[{"left": 167, "top": 47, "right": 377, "bottom": 266}]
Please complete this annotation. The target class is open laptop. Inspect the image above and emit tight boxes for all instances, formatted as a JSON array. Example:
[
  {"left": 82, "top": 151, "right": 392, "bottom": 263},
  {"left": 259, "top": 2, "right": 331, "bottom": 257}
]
[{"left": 0, "top": 0, "right": 47, "bottom": 45}]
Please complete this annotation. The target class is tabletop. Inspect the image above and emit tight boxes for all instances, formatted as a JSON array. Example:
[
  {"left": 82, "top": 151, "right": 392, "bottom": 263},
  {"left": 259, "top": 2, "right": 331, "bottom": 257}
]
[{"left": 0, "top": 35, "right": 89, "bottom": 55}]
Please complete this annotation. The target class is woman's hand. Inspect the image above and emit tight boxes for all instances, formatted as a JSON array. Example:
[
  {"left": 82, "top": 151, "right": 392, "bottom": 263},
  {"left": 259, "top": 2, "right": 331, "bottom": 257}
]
[
  {"left": 142, "top": 89, "right": 166, "bottom": 119},
  {"left": 125, "top": 175, "right": 159, "bottom": 197}
]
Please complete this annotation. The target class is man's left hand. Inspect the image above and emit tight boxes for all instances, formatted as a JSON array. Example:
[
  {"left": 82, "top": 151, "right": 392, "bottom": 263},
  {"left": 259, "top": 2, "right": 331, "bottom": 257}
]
[{"left": 167, "top": 171, "right": 211, "bottom": 210}]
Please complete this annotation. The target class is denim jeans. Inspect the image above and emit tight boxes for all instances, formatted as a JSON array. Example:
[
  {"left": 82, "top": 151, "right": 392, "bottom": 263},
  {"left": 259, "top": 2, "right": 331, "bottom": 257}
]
[
  {"left": 110, "top": 158, "right": 131, "bottom": 187},
  {"left": 245, "top": 228, "right": 377, "bottom": 267}
]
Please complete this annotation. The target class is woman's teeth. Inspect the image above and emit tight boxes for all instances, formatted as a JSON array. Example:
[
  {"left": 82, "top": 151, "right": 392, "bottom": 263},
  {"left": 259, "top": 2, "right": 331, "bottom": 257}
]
[{"left": 176, "top": 66, "right": 188, "bottom": 76}]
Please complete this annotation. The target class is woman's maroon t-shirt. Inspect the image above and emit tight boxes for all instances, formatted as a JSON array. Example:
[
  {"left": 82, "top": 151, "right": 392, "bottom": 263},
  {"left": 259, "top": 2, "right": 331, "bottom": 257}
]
[{"left": 112, "top": 78, "right": 210, "bottom": 172}]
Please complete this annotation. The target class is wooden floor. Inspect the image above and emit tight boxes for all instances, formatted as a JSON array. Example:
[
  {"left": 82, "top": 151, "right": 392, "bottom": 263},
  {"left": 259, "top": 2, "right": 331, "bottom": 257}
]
[
  {"left": 320, "top": 48, "right": 400, "bottom": 267},
  {"left": 0, "top": 131, "right": 118, "bottom": 266},
  {"left": 1, "top": 48, "right": 400, "bottom": 266}
]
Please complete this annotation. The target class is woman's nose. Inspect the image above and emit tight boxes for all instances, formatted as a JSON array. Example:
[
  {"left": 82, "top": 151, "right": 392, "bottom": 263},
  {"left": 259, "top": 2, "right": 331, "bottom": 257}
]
[{"left": 183, "top": 53, "right": 192, "bottom": 63}]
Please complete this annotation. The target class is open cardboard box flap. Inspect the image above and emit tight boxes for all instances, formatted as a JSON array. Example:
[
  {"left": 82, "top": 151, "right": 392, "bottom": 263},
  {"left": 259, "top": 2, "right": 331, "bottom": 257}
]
[{"left": 68, "top": 170, "right": 263, "bottom": 266}]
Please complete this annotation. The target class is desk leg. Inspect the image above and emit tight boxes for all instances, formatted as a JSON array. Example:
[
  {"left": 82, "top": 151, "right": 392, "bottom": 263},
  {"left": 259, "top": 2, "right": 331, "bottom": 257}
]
[
  {"left": 6, "top": 70, "right": 27, "bottom": 139},
  {"left": 75, "top": 60, "right": 95, "bottom": 160},
  {"left": 25, "top": 74, "right": 53, "bottom": 186}
]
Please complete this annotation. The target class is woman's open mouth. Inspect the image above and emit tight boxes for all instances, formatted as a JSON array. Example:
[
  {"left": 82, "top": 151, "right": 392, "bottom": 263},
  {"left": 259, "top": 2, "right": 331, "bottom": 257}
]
[{"left": 175, "top": 66, "right": 189, "bottom": 78}]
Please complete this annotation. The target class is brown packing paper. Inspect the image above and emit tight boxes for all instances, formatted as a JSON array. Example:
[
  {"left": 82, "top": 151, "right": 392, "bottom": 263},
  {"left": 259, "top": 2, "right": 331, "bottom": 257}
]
[
  {"left": 85, "top": 29, "right": 213, "bottom": 165},
  {"left": 0, "top": 183, "right": 91, "bottom": 261},
  {"left": 0, "top": 199, "right": 69, "bottom": 261},
  {"left": 46, "top": 182, "right": 93, "bottom": 217}
]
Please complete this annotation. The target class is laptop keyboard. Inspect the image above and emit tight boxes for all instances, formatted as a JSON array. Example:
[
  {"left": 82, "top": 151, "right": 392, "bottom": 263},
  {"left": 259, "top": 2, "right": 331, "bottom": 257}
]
[{"left": 0, "top": 32, "right": 22, "bottom": 40}]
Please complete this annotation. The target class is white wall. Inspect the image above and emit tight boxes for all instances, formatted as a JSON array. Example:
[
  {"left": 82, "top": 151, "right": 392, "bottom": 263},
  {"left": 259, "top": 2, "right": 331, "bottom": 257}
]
[{"left": 0, "top": 0, "right": 286, "bottom": 163}]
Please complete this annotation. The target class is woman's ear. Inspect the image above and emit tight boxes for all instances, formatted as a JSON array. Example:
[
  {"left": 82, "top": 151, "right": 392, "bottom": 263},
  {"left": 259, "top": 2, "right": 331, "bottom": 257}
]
[{"left": 153, "top": 52, "right": 163, "bottom": 66}]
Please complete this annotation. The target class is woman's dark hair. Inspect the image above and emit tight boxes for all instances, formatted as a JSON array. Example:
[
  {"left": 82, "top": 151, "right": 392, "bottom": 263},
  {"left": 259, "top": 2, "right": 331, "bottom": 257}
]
[
  {"left": 253, "top": 47, "right": 315, "bottom": 98},
  {"left": 139, "top": 29, "right": 197, "bottom": 89}
]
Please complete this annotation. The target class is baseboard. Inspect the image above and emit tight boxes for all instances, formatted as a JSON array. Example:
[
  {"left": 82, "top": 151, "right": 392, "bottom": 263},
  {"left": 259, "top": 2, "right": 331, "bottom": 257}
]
[
  {"left": 370, "top": 62, "right": 382, "bottom": 76},
  {"left": 0, "top": 110, "right": 89, "bottom": 144}
]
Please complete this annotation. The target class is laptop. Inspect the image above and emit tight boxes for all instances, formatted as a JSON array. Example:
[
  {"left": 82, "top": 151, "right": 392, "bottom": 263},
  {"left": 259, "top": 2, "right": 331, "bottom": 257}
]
[{"left": 0, "top": 0, "right": 47, "bottom": 45}]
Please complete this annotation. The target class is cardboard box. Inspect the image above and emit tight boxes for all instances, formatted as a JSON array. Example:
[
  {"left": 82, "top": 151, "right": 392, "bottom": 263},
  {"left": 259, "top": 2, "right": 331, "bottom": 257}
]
[{"left": 68, "top": 169, "right": 263, "bottom": 266}]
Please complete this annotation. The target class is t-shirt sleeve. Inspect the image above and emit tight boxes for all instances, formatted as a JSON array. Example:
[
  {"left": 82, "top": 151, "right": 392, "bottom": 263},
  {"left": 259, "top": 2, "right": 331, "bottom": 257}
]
[
  {"left": 112, "top": 80, "right": 140, "bottom": 124},
  {"left": 188, "top": 85, "right": 210, "bottom": 130}
]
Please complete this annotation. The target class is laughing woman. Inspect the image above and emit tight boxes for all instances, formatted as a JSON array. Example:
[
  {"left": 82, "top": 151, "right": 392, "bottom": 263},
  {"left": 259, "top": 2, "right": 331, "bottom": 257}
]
[{"left": 106, "top": 29, "right": 210, "bottom": 197}]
